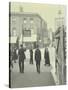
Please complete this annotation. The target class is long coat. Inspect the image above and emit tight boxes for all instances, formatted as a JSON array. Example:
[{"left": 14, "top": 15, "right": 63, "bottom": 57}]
[
  {"left": 44, "top": 48, "right": 50, "bottom": 65},
  {"left": 18, "top": 48, "right": 26, "bottom": 61},
  {"left": 30, "top": 49, "right": 33, "bottom": 60},
  {"left": 35, "top": 48, "right": 41, "bottom": 62},
  {"left": 12, "top": 48, "right": 18, "bottom": 60}
]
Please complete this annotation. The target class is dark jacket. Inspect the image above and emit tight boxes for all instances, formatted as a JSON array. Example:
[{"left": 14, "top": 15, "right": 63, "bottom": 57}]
[
  {"left": 18, "top": 48, "right": 26, "bottom": 60},
  {"left": 44, "top": 48, "right": 50, "bottom": 64},
  {"left": 30, "top": 49, "right": 33, "bottom": 59},
  {"left": 12, "top": 48, "right": 17, "bottom": 60},
  {"left": 35, "top": 48, "right": 41, "bottom": 61}
]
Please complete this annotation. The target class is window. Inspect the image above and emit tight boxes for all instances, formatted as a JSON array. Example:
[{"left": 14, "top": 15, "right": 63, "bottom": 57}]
[
  {"left": 23, "top": 30, "right": 31, "bottom": 37},
  {"left": 12, "top": 28, "right": 16, "bottom": 36},
  {"left": 30, "top": 28, "right": 34, "bottom": 34},
  {"left": 12, "top": 16, "right": 16, "bottom": 23}
]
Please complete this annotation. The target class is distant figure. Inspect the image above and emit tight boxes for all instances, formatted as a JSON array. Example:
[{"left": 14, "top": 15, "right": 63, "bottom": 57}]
[
  {"left": 9, "top": 49, "right": 13, "bottom": 71},
  {"left": 44, "top": 47, "right": 50, "bottom": 66},
  {"left": 13, "top": 47, "right": 17, "bottom": 63},
  {"left": 18, "top": 44, "right": 26, "bottom": 73},
  {"left": 30, "top": 49, "right": 33, "bottom": 64},
  {"left": 35, "top": 46, "right": 41, "bottom": 73}
]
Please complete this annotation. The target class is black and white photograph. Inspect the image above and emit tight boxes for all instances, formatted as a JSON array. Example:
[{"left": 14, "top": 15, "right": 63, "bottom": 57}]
[{"left": 9, "top": 2, "right": 66, "bottom": 88}]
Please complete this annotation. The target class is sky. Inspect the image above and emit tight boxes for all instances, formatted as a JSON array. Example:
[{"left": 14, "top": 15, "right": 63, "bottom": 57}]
[{"left": 11, "top": 2, "right": 66, "bottom": 32}]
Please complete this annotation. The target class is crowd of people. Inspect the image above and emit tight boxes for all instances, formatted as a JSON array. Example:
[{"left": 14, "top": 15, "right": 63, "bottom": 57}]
[{"left": 10, "top": 44, "right": 50, "bottom": 74}]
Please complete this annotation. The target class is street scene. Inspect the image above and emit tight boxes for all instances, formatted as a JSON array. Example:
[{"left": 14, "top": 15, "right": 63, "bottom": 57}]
[
  {"left": 11, "top": 48, "right": 55, "bottom": 88},
  {"left": 9, "top": 2, "right": 66, "bottom": 88}
]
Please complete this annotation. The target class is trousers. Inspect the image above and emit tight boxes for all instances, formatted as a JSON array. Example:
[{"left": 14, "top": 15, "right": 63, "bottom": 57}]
[
  {"left": 36, "top": 60, "right": 40, "bottom": 73},
  {"left": 19, "top": 59, "right": 24, "bottom": 73}
]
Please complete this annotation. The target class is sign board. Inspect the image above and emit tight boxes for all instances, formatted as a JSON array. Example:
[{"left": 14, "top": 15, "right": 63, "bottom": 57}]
[{"left": 23, "top": 34, "right": 37, "bottom": 42}]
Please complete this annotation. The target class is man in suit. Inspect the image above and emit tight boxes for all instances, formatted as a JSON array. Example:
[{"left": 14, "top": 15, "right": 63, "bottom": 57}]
[
  {"left": 18, "top": 44, "right": 26, "bottom": 73},
  {"left": 30, "top": 49, "right": 33, "bottom": 64},
  {"left": 35, "top": 45, "right": 41, "bottom": 73}
]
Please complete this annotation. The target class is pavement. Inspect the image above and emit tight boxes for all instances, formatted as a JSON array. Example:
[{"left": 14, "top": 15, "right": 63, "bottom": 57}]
[
  {"left": 10, "top": 47, "right": 56, "bottom": 88},
  {"left": 11, "top": 72, "right": 55, "bottom": 88}
]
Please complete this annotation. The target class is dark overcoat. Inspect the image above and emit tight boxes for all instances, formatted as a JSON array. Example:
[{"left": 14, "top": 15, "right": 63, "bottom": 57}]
[
  {"left": 44, "top": 48, "right": 50, "bottom": 64},
  {"left": 35, "top": 48, "right": 41, "bottom": 62},
  {"left": 12, "top": 49, "right": 17, "bottom": 60},
  {"left": 18, "top": 48, "right": 26, "bottom": 61},
  {"left": 30, "top": 49, "right": 33, "bottom": 59}
]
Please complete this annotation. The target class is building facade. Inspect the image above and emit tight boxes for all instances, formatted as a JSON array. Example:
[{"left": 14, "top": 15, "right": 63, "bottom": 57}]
[
  {"left": 9, "top": 12, "right": 48, "bottom": 49},
  {"left": 54, "top": 25, "right": 66, "bottom": 85}
]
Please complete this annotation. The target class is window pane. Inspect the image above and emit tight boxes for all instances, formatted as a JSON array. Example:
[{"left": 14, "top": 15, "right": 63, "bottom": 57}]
[{"left": 23, "top": 30, "right": 31, "bottom": 37}]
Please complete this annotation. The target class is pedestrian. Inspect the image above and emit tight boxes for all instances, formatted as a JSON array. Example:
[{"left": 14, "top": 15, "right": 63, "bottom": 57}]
[
  {"left": 9, "top": 49, "right": 13, "bottom": 71},
  {"left": 35, "top": 45, "right": 41, "bottom": 73},
  {"left": 44, "top": 47, "right": 50, "bottom": 66},
  {"left": 30, "top": 49, "right": 33, "bottom": 64},
  {"left": 13, "top": 47, "right": 17, "bottom": 63},
  {"left": 18, "top": 44, "right": 26, "bottom": 73}
]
